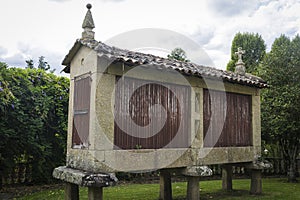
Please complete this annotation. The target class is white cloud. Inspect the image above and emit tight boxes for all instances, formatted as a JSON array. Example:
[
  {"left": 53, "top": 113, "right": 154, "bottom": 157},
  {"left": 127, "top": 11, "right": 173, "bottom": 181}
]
[
  {"left": 207, "top": 0, "right": 259, "bottom": 17},
  {"left": 189, "top": 25, "right": 216, "bottom": 46},
  {"left": 48, "top": 0, "right": 72, "bottom": 2},
  {"left": 19, "top": 43, "right": 66, "bottom": 73},
  {"left": 0, "top": 41, "right": 66, "bottom": 76},
  {"left": 98, "top": 0, "right": 126, "bottom": 2},
  {"left": 1, "top": 54, "right": 26, "bottom": 67},
  {"left": 200, "top": 0, "right": 300, "bottom": 67},
  {"left": 0, "top": 0, "right": 299, "bottom": 72},
  {"left": 0, "top": 47, "right": 7, "bottom": 57}
]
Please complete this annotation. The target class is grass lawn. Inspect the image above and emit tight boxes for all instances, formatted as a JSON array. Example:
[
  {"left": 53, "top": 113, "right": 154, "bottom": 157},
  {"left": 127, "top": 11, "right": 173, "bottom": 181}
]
[{"left": 17, "top": 178, "right": 299, "bottom": 200}]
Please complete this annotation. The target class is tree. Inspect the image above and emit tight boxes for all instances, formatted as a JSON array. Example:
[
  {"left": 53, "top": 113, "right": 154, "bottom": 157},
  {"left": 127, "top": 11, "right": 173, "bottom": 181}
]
[
  {"left": 0, "top": 64, "right": 69, "bottom": 185},
  {"left": 167, "top": 48, "right": 190, "bottom": 62},
  {"left": 26, "top": 56, "right": 56, "bottom": 73},
  {"left": 25, "top": 59, "right": 34, "bottom": 69},
  {"left": 38, "top": 56, "right": 51, "bottom": 71},
  {"left": 259, "top": 34, "right": 300, "bottom": 182},
  {"left": 0, "top": 62, "right": 15, "bottom": 189},
  {"left": 0, "top": 62, "right": 14, "bottom": 111},
  {"left": 227, "top": 32, "right": 266, "bottom": 74}
]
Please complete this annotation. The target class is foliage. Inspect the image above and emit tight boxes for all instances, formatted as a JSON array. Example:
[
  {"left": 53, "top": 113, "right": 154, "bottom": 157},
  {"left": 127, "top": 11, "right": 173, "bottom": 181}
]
[
  {"left": 227, "top": 32, "right": 266, "bottom": 74},
  {"left": 38, "top": 56, "right": 50, "bottom": 71},
  {"left": 0, "top": 63, "right": 69, "bottom": 183},
  {"left": 0, "top": 62, "right": 14, "bottom": 111},
  {"left": 25, "top": 59, "right": 34, "bottom": 69},
  {"left": 26, "top": 56, "right": 55, "bottom": 73},
  {"left": 259, "top": 34, "right": 300, "bottom": 182},
  {"left": 167, "top": 48, "right": 190, "bottom": 62},
  {"left": 18, "top": 179, "right": 300, "bottom": 200}
]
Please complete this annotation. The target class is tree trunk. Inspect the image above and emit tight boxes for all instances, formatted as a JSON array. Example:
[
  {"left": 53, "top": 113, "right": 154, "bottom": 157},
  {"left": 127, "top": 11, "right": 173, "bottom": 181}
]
[
  {"left": 287, "top": 147, "right": 298, "bottom": 182},
  {"left": 0, "top": 170, "right": 3, "bottom": 190},
  {"left": 287, "top": 164, "right": 297, "bottom": 182},
  {"left": 282, "top": 140, "right": 298, "bottom": 182},
  {"left": 0, "top": 163, "right": 3, "bottom": 190}
]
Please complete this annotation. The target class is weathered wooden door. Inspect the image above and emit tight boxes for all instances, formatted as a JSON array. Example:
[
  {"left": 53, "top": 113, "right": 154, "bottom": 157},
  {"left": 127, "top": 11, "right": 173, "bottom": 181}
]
[
  {"left": 114, "top": 77, "right": 190, "bottom": 149},
  {"left": 203, "top": 89, "right": 252, "bottom": 147},
  {"left": 72, "top": 76, "right": 91, "bottom": 148}
]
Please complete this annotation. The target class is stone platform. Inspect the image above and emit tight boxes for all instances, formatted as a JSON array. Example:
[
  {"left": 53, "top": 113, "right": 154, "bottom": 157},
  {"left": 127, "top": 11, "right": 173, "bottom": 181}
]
[{"left": 53, "top": 166, "right": 118, "bottom": 200}]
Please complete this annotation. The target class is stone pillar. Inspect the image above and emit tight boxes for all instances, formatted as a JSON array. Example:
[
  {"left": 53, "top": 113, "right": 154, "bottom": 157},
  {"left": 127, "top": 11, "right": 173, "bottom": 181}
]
[
  {"left": 222, "top": 165, "right": 233, "bottom": 191},
  {"left": 159, "top": 170, "right": 172, "bottom": 200},
  {"left": 88, "top": 187, "right": 103, "bottom": 200},
  {"left": 250, "top": 169, "right": 262, "bottom": 195},
  {"left": 182, "top": 166, "right": 212, "bottom": 200},
  {"left": 65, "top": 183, "right": 79, "bottom": 200},
  {"left": 187, "top": 176, "right": 200, "bottom": 200}
]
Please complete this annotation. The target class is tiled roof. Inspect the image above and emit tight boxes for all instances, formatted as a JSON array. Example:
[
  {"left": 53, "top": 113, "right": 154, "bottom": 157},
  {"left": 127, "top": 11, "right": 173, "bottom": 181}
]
[{"left": 62, "top": 39, "right": 268, "bottom": 88}]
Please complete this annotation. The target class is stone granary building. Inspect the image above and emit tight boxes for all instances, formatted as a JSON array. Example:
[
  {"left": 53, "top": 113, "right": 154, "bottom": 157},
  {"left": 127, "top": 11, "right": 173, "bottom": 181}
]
[{"left": 53, "top": 4, "right": 269, "bottom": 200}]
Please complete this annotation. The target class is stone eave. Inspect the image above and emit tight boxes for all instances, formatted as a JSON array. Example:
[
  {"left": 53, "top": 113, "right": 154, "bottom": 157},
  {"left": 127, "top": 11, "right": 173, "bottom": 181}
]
[{"left": 61, "top": 40, "right": 82, "bottom": 73}]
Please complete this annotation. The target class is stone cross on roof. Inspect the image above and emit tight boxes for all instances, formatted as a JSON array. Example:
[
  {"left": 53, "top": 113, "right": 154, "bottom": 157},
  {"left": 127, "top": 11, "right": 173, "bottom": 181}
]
[
  {"left": 82, "top": 4, "right": 95, "bottom": 40},
  {"left": 235, "top": 47, "right": 246, "bottom": 75},
  {"left": 235, "top": 47, "right": 245, "bottom": 64}
]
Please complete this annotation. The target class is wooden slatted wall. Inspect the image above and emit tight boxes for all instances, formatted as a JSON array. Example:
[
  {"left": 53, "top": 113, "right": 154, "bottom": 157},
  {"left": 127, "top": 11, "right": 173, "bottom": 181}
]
[
  {"left": 114, "top": 77, "right": 190, "bottom": 149},
  {"left": 203, "top": 89, "right": 252, "bottom": 147},
  {"left": 72, "top": 76, "right": 91, "bottom": 148}
]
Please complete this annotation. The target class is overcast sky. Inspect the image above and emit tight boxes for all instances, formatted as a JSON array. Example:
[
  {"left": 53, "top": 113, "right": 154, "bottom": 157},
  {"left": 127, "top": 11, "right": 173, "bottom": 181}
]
[{"left": 0, "top": 0, "right": 299, "bottom": 76}]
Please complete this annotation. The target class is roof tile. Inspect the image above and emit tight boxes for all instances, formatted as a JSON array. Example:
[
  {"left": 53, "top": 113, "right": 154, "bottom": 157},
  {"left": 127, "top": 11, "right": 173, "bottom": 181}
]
[{"left": 62, "top": 39, "right": 268, "bottom": 88}]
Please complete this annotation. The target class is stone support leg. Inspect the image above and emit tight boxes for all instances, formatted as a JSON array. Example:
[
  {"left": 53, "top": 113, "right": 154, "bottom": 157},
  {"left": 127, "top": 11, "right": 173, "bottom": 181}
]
[
  {"left": 159, "top": 170, "right": 172, "bottom": 200},
  {"left": 222, "top": 165, "right": 233, "bottom": 191},
  {"left": 65, "top": 183, "right": 79, "bottom": 200},
  {"left": 88, "top": 187, "right": 103, "bottom": 200},
  {"left": 187, "top": 176, "right": 199, "bottom": 200},
  {"left": 250, "top": 169, "right": 262, "bottom": 195}
]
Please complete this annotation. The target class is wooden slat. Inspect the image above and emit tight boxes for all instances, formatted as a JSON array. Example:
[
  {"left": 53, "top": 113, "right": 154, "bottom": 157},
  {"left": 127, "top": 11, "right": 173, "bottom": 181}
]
[
  {"left": 203, "top": 89, "right": 252, "bottom": 147},
  {"left": 114, "top": 77, "right": 190, "bottom": 149},
  {"left": 72, "top": 77, "right": 91, "bottom": 148}
]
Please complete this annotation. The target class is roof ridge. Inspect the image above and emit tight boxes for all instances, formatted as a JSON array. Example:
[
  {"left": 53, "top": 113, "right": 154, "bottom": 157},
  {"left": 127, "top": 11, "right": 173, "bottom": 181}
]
[{"left": 62, "top": 38, "right": 268, "bottom": 88}]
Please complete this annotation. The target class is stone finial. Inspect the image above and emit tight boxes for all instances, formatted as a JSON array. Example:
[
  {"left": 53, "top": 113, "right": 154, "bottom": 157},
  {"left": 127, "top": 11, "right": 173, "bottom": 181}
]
[
  {"left": 235, "top": 47, "right": 246, "bottom": 75},
  {"left": 82, "top": 4, "right": 95, "bottom": 40}
]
